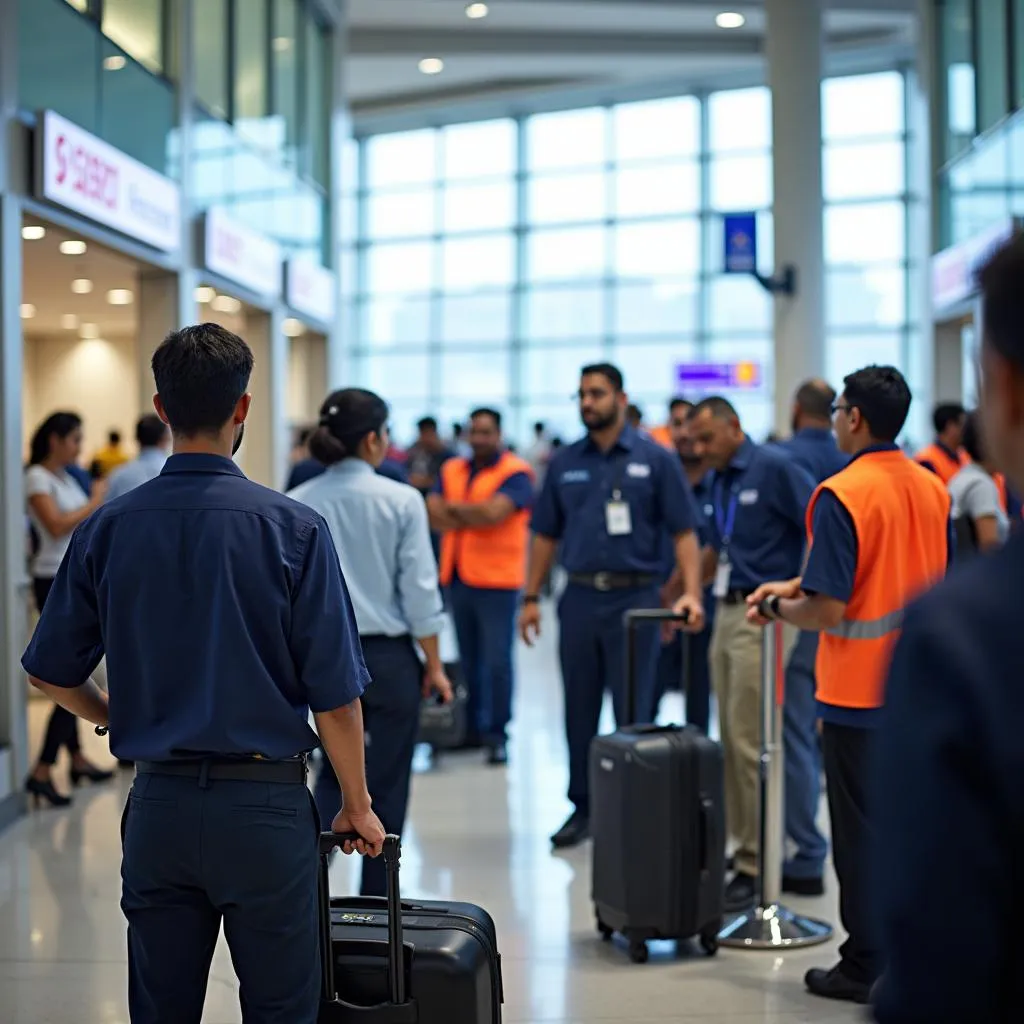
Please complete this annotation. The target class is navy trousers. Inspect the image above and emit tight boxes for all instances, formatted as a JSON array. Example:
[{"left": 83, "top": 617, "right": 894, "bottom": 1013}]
[
  {"left": 558, "top": 584, "right": 661, "bottom": 815},
  {"left": 314, "top": 635, "right": 421, "bottom": 896},
  {"left": 654, "top": 622, "right": 712, "bottom": 733},
  {"left": 783, "top": 630, "right": 828, "bottom": 880},
  {"left": 120, "top": 772, "right": 320, "bottom": 1024},
  {"left": 448, "top": 578, "right": 518, "bottom": 743}
]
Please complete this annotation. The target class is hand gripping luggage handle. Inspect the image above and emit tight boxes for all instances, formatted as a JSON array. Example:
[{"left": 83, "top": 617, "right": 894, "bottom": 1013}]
[
  {"left": 319, "top": 833, "right": 407, "bottom": 1010},
  {"left": 622, "top": 608, "right": 690, "bottom": 726}
]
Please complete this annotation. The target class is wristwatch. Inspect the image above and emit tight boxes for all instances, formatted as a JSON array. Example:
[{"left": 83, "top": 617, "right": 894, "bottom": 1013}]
[
  {"left": 759, "top": 594, "right": 782, "bottom": 620},
  {"left": 522, "top": 594, "right": 540, "bottom": 605}
]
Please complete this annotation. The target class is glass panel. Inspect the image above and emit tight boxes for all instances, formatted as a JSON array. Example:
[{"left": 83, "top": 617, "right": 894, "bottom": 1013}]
[
  {"left": 305, "top": 15, "right": 330, "bottom": 186},
  {"left": 614, "top": 220, "right": 700, "bottom": 279},
  {"left": 194, "top": 0, "right": 229, "bottom": 119},
  {"left": 939, "top": 0, "right": 976, "bottom": 162},
  {"left": 440, "top": 292, "right": 511, "bottom": 343},
  {"left": 438, "top": 350, "right": 512, "bottom": 402},
  {"left": 1016, "top": 0, "right": 1024, "bottom": 108},
  {"left": 824, "top": 141, "right": 905, "bottom": 201},
  {"left": 827, "top": 266, "right": 906, "bottom": 328},
  {"left": 522, "top": 285, "right": 605, "bottom": 340},
  {"left": 706, "top": 276, "right": 773, "bottom": 333},
  {"left": 977, "top": 0, "right": 1009, "bottom": 133},
  {"left": 710, "top": 154, "right": 772, "bottom": 210},
  {"left": 523, "top": 344, "right": 605, "bottom": 397},
  {"left": 443, "top": 180, "right": 516, "bottom": 233},
  {"left": 234, "top": 0, "right": 269, "bottom": 143},
  {"left": 366, "top": 188, "right": 436, "bottom": 240},
  {"left": 825, "top": 202, "right": 906, "bottom": 265},
  {"left": 614, "top": 163, "right": 700, "bottom": 218},
  {"left": 443, "top": 119, "right": 516, "bottom": 179},
  {"left": 366, "top": 130, "right": 437, "bottom": 188},
  {"left": 708, "top": 87, "right": 771, "bottom": 152},
  {"left": 823, "top": 72, "right": 905, "bottom": 140},
  {"left": 361, "top": 296, "right": 432, "bottom": 348},
  {"left": 528, "top": 171, "right": 607, "bottom": 224},
  {"left": 366, "top": 241, "right": 435, "bottom": 295},
  {"left": 526, "top": 107, "right": 607, "bottom": 171},
  {"left": 526, "top": 226, "right": 606, "bottom": 282},
  {"left": 613, "top": 96, "right": 700, "bottom": 162},
  {"left": 609, "top": 341, "right": 701, "bottom": 396},
  {"left": 441, "top": 235, "right": 515, "bottom": 291},
  {"left": 366, "top": 351, "right": 432, "bottom": 399},
  {"left": 613, "top": 280, "right": 699, "bottom": 336},
  {"left": 102, "top": 0, "right": 164, "bottom": 74},
  {"left": 273, "top": 0, "right": 301, "bottom": 166},
  {"left": 827, "top": 333, "right": 905, "bottom": 388}
]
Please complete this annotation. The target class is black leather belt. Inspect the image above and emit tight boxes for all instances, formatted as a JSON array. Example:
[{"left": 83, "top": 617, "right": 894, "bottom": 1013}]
[
  {"left": 136, "top": 758, "right": 308, "bottom": 784},
  {"left": 720, "top": 589, "right": 755, "bottom": 606},
  {"left": 568, "top": 572, "right": 656, "bottom": 592}
]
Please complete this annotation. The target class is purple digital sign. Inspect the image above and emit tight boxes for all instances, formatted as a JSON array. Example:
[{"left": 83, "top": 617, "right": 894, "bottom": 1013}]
[{"left": 675, "top": 362, "right": 762, "bottom": 391}]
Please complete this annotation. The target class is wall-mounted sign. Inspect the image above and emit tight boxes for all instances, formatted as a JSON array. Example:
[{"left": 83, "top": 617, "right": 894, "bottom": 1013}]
[
  {"left": 932, "top": 219, "right": 1017, "bottom": 316},
  {"left": 285, "top": 258, "right": 336, "bottom": 324},
  {"left": 723, "top": 213, "right": 758, "bottom": 274},
  {"left": 203, "top": 206, "right": 282, "bottom": 300},
  {"left": 36, "top": 110, "right": 181, "bottom": 252},
  {"left": 676, "top": 361, "right": 762, "bottom": 392}
]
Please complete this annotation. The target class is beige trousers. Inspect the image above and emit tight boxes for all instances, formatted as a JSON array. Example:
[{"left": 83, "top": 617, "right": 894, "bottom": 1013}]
[{"left": 710, "top": 602, "right": 797, "bottom": 878}]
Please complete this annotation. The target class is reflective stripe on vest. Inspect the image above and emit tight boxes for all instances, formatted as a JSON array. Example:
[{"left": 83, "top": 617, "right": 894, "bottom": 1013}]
[{"left": 825, "top": 608, "right": 903, "bottom": 641}]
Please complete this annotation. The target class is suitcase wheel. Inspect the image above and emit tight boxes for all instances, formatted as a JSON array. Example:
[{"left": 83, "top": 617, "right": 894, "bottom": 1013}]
[
  {"left": 628, "top": 939, "right": 649, "bottom": 964},
  {"left": 596, "top": 918, "right": 613, "bottom": 942},
  {"left": 700, "top": 926, "right": 720, "bottom": 956}
]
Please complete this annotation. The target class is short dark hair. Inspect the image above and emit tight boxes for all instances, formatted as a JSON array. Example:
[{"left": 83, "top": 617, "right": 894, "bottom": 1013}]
[
  {"left": 932, "top": 402, "right": 966, "bottom": 435},
  {"left": 581, "top": 362, "right": 624, "bottom": 392},
  {"left": 795, "top": 380, "right": 836, "bottom": 421},
  {"left": 151, "top": 323, "right": 254, "bottom": 436},
  {"left": 961, "top": 411, "right": 985, "bottom": 463},
  {"left": 690, "top": 396, "right": 739, "bottom": 421},
  {"left": 533, "top": 421, "right": 545, "bottom": 433},
  {"left": 842, "top": 365, "right": 911, "bottom": 442},
  {"left": 310, "top": 388, "right": 389, "bottom": 466},
  {"left": 108, "top": 430, "right": 121, "bottom": 446},
  {"left": 29, "top": 412, "right": 81, "bottom": 466},
  {"left": 669, "top": 396, "right": 692, "bottom": 413},
  {"left": 417, "top": 416, "right": 438, "bottom": 433},
  {"left": 136, "top": 414, "right": 168, "bottom": 449},
  {"left": 979, "top": 235, "right": 1024, "bottom": 371},
  {"left": 470, "top": 407, "right": 502, "bottom": 430}
]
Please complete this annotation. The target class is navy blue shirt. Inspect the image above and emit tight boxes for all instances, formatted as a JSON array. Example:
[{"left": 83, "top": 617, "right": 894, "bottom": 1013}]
[
  {"left": 776, "top": 426, "right": 849, "bottom": 485},
  {"left": 531, "top": 425, "right": 697, "bottom": 575},
  {"left": 22, "top": 454, "right": 369, "bottom": 762},
  {"left": 704, "top": 438, "right": 815, "bottom": 590}
]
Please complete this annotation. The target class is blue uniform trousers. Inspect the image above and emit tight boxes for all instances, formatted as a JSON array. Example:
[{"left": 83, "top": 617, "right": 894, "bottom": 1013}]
[
  {"left": 448, "top": 578, "right": 518, "bottom": 743},
  {"left": 558, "top": 584, "right": 661, "bottom": 815},
  {"left": 783, "top": 629, "right": 828, "bottom": 879},
  {"left": 655, "top": 624, "right": 712, "bottom": 734},
  {"left": 314, "top": 634, "right": 422, "bottom": 897},
  {"left": 120, "top": 772, "right": 320, "bottom": 1024}
]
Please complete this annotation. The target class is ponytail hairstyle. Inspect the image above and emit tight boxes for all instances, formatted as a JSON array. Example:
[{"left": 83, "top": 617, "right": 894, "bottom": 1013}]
[
  {"left": 29, "top": 412, "right": 82, "bottom": 466},
  {"left": 309, "top": 388, "right": 389, "bottom": 466}
]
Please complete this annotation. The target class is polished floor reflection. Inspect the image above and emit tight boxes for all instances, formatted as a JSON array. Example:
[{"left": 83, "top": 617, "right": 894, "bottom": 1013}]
[{"left": 0, "top": 624, "right": 862, "bottom": 1023}]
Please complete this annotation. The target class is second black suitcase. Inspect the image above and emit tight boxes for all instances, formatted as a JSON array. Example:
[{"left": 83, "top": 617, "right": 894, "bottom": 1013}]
[{"left": 589, "top": 608, "right": 726, "bottom": 964}]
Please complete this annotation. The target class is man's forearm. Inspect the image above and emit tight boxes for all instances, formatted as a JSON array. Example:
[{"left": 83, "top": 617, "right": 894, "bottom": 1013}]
[
  {"left": 448, "top": 503, "right": 499, "bottom": 527},
  {"left": 314, "top": 700, "right": 372, "bottom": 813},
  {"left": 525, "top": 535, "right": 557, "bottom": 594},
  {"left": 416, "top": 633, "right": 443, "bottom": 672},
  {"left": 30, "top": 677, "right": 109, "bottom": 727},
  {"left": 777, "top": 593, "right": 841, "bottom": 632},
  {"left": 673, "top": 531, "right": 702, "bottom": 601}
]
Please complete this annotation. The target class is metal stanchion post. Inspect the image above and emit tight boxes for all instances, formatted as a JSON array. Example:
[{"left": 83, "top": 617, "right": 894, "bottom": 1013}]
[{"left": 718, "top": 620, "right": 833, "bottom": 949}]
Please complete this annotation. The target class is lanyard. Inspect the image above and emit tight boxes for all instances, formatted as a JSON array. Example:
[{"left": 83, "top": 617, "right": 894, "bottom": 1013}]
[
  {"left": 714, "top": 476, "right": 740, "bottom": 546},
  {"left": 608, "top": 454, "right": 630, "bottom": 501}
]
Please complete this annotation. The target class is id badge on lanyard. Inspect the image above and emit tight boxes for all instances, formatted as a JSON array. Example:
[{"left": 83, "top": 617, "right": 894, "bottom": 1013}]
[
  {"left": 605, "top": 457, "right": 633, "bottom": 536},
  {"left": 712, "top": 481, "right": 739, "bottom": 599}
]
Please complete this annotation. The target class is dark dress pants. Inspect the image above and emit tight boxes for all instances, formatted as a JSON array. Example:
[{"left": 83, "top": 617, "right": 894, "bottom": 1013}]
[
  {"left": 314, "top": 634, "right": 422, "bottom": 896},
  {"left": 33, "top": 576, "right": 81, "bottom": 765}
]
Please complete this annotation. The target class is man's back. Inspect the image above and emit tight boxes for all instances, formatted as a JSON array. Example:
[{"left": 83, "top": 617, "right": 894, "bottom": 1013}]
[{"left": 779, "top": 427, "right": 848, "bottom": 484}]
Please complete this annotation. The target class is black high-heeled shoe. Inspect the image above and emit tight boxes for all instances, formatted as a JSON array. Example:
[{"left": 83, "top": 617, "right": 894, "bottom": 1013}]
[
  {"left": 69, "top": 764, "right": 115, "bottom": 786},
  {"left": 25, "top": 777, "right": 72, "bottom": 808}
]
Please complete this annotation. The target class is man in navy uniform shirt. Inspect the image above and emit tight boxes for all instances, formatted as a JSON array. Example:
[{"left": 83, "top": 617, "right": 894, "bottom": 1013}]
[
  {"left": 873, "top": 238, "right": 1024, "bottom": 1022},
  {"left": 519, "top": 363, "right": 705, "bottom": 849},
  {"left": 22, "top": 323, "right": 386, "bottom": 1024}
]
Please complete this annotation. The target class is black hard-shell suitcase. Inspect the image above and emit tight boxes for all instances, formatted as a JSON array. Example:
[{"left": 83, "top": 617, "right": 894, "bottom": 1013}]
[
  {"left": 418, "top": 663, "right": 468, "bottom": 750},
  {"left": 589, "top": 608, "right": 726, "bottom": 963},
  {"left": 318, "top": 832, "right": 503, "bottom": 1023}
]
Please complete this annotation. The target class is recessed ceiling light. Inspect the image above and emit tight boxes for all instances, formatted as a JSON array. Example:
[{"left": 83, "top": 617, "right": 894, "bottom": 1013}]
[
  {"left": 79, "top": 323, "right": 101, "bottom": 339},
  {"left": 195, "top": 286, "right": 216, "bottom": 304},
  {"left": 22, "top": 225, "right": 45, "bottom": 241},
  {"left": 20, "top": 303, "right": 36, "bottom": 319},
  {"left": 465, "top": 2, "right": 489, "bottom": 18},
  {"left": 104, "top": 55, "right": 126, "bottom": 71},
  {"left": 715, "top": 11, "right": 746, "bottom": 29},
  {"left": 283, "top": 317, "right": 306, "bottom": 338},
  {"left": 71, "top": 278, "right": 93, "bottom": 294},
  {"left": 60, "top": 240, "right": 87, "bottom": 255},
  {"left": 211, "top": 294, "right": 242, "bottom": 314},
  {"left": 418, "top": 57, "right": 444, "bottom": 75},
  {"left": 106, "top": 288, "right": 134, "bottom": 306},
  {"left": 61, "top": 314, "right": 79, "bottom": 330},
  {"left": 272, "top": 36, "right": 293, "bottom": 52}
]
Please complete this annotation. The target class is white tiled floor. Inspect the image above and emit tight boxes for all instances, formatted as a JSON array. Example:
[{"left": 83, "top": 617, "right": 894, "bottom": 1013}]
[{"left": 0, "top": 623, "right": 861, "bottom": 1023}]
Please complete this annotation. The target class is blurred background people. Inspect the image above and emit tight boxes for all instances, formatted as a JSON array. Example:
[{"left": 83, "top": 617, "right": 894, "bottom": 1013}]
[
  {"left": 915, "top": 402, "right": 966, "bottom": 483},
  {"left": 406, "top": 416, "right": 453, "bottom": 497},
  {"left": 525, "top": 421, "right": 552, "bottom": 487},
  {"left": 89, "top": 429, "right": 130, "bottom": 480},
  {"left": 949, "top": 410, "right": 1010, "bottom": 554},
  {"left": 105, "top": 414, "right": 171, "bottom": 502},
  {"left": 450, "top": 421, "right": 472, "bottom": 459}
]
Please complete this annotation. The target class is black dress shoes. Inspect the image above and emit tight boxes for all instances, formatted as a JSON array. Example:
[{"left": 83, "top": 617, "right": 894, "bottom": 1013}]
[
  {"left": 550, "top": 811, "right": 590, "bottom": 849},
  {"left": 723, "top": 872, "right": 757, "bottom": 911},
  {"left": 486, "top": 741, "right": 508, "bottom": 766},
  {"left": 782, "top": 874, "right": 825, "bottom": 896},
  {"left": 805, "top": 964, "right": 871, "bottom": 1004}
]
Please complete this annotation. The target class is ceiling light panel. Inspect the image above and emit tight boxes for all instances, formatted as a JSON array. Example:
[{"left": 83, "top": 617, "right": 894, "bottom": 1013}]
[
  {"left": 419, "top": 57, "right": 444, "bottom": 75},
  {"left": 716, "top": 12, "right": 746, "bottom": 29},
  {"left": 60, "top": 240, "right": 88, "bottom": 255},
  {"left": 71, "top": 278, "right": 94, "bottom": 294},
  {"left": 20, "top": 303, "right": 36, "bottom": 319},
  {"left": 211, "top": 294, "right": 242, "bottom": 314},
  {"left": 22, "top": 225, "right": 45, "bottom": 241},
  {"left": 195, "top": 286, "right": 216, "bottom": 304},
  {"left": 466, "top": 3, "right": 489, "bottom": 19},
  {"left": 106, "top": 289, "right": 134, "bottom": 306}
]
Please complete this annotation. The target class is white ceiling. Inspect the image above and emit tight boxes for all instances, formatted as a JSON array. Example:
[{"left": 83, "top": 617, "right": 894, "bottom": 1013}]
[{"left": 346, "top": 0, "right": 918, "bottom": 120}]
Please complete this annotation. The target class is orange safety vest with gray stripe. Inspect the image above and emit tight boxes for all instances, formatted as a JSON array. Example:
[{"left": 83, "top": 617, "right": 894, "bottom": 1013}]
[{"left": 806, "top": 450, "right": 951, "bottom": 710}]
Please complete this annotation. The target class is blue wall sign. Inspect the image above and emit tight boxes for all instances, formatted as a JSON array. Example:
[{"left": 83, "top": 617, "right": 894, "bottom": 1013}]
[
  {"left": 676, "top": 362, "right": 761, "bottom": 392},
  {"left": 723, "top": 213, "right": 758, "bottom": 274}
]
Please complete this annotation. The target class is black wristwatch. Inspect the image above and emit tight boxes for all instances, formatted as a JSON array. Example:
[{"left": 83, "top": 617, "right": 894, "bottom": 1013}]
[{"left": 522, "top": 594, "right": 540, "bottom": 605}]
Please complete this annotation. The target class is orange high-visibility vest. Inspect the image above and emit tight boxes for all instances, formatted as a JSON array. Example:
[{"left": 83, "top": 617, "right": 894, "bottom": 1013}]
[
  {"left": 807, "top": 450, "right": 950, "bottom": 710},
  {"left": 648, "top": 425, "right": 673, "bottom": 450},
  {"left": 914, "top": 442, "right": 966, "bottom": 485},
  {"left": 439, "top": 452, "right": 533, "bottom": 590}
]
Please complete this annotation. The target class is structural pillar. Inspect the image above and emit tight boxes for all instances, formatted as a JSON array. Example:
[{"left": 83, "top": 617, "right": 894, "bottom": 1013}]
[
  {"left": 237, "top": 309, "right": 288, "bottom": 490},
  {"left": 766, "top": 0, "right": 826, "bottom": 431}
]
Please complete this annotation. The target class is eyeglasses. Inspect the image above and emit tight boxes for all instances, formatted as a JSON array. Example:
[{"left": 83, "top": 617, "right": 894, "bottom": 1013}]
[{"left": 831, "top": 401, "right": 853, "bottom": 417}]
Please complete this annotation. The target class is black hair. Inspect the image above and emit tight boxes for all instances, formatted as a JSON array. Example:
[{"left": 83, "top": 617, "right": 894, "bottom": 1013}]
[
  {"left": 961, "top": 410, "right": 986, "bottom": 464},
  {"left": 108, "top": 430, "right": 121, "bottom": 445},
  {"left": 151, "top": 323, "right": 254, "bottom": 436},
  {"left": 452, "top": 422, "right": 463, "bottom": 437},
  {"left": 136, "top": 414, "right": 168, "bottom": 449},
  {"left": 297, "top": 426, "right": 314, "bottom": 447},
  {"left": 795, "top": 380, "right": 836, "bottom": 421},
  {"left": 309, "top": 388, "right": 389, "bottom": 466},
  {"left": 29, "top": 412, "right": 81, "bottom": 466},
  {"left": 626, "top": 403, "right": 643, "bottom": 423},
  {"left": 417, "top": 416, "right": 438, "bottom": 433},
  {"left": 932, "top": 402, "right": 966, "bottom": 435},
  {"left": 690, "top": 396, "right": 739, "bottom": 420},
  {"left": 669, "top": 396, "right": 692, "bottom": 413},
  {"left": 581, "top": 362, "right": 624, "bottom": 392},
  {"left": 471, "top": 405, "right": 503, "bottom": 430},
  {"left": 979, "top": 236, "right": 1024, "bottom": 372},
  {"left": 842, "top": 365, "right": 911, "bottom": 442}
]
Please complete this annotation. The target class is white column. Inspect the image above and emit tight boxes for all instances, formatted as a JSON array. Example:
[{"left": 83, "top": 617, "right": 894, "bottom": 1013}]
[
  {"left": 136, "top": 273, "right": 183, "bottom": 417},
  {"left": 766, "top": 0, "right": 826, "bottom": 431},
  {"left": 236, "top": 309, "right": 288, "bottom": 489}
]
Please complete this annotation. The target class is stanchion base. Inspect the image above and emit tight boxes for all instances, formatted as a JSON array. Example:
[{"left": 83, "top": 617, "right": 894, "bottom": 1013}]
[{"left": 717, "top": 903, "right": 833, "bottom": 949}]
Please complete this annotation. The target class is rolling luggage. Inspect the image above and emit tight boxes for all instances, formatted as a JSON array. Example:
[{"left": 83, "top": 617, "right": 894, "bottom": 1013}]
[
  {"left": 589, "top": 608, "right": 726, "bottom": 964},
  {"left": 418, "top": 663, "right": 469, "bottom": 750},
  {"left": 318, "top": 832, "right": 503, "bottom": 1023}
]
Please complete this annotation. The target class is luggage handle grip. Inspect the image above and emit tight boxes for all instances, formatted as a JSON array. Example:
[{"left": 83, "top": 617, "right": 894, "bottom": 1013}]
[
  {"left": 320, "top": 832, "right": 400, "bottom": 859},
  {"left": 622, "top": 609, "right": 691, "bottom": 726}
]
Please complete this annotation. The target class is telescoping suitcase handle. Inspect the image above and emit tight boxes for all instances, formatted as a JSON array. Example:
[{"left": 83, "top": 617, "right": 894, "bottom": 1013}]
[
  {"left": 622, "top": 608, "right": 690, "bottom": 726},
  {"left": 319, "top": 832, "right": 415, "bottom": 1022}
]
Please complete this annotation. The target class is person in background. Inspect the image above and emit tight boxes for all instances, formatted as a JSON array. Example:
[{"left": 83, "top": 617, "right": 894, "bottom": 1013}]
[
  {"left": 773, "top": 380, "right": 849, "bottom": 899},
  {"left": 285, "top": 426, "right": 324, "bottom": 491},
  {"left": 24, "top": 412, "right": 112, "bottom": 807},
  {"left": 105, "top": 414, "right": 171, "bottom": 502},
  {"left": 626, "top": 403, "right": 644, "bottom": 431},
  {"left": 406, "top": 417, "right": 453, "bottom": 497},
  {"left": 90, "top": 429, "right": 130, "bottom": 480},
  {"left": 286, "top": 439, "right": 408, "bottom": 490},
  {"left": 748, "top": 365, "right": 951, "bottom": 1005},
  {"left": 524, "top": 421, "right": 552, "bottom": 486},
  {"left": 66, "top": 462, "right": 92, "bottom": 496},
  {"left": 949, "top": 410, "right": 1010, "bottom": 554},
  {"left": 290, "top": 389, "right": 452, "bottom": 896},
  {"left": 915, "top": 402, "right": 966, "bottom": 483},
  {"left": 428, "top": 408, "right": 534, "bottom": 765},
  {"left": 647, "top": 398, "right": 679, "bottom": 450},
  {"left": 520, "top": 364, "right": 705, "bottom": 849},
  {"left": 450, "top": 422, "right": 472, "bottom": 460}
]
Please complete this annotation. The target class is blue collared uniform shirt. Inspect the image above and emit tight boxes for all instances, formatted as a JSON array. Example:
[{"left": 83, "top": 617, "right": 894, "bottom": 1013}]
[
  {"left": 21, "top": 454, "right": 369, "bottom": 762},
  {"left": 105, "top": 448, "right": 167, "bottom": 502},
  {"left": 776, "top": 426, "right": 849, "bottom": 485},
  {"left": 531, "top": 426, "right": 697, "bottom": 575}
]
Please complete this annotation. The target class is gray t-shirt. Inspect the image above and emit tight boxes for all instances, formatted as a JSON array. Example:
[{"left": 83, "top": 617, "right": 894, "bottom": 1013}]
[{"left": 949, "top": 463, "right": 1009, "bottom": 546}]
